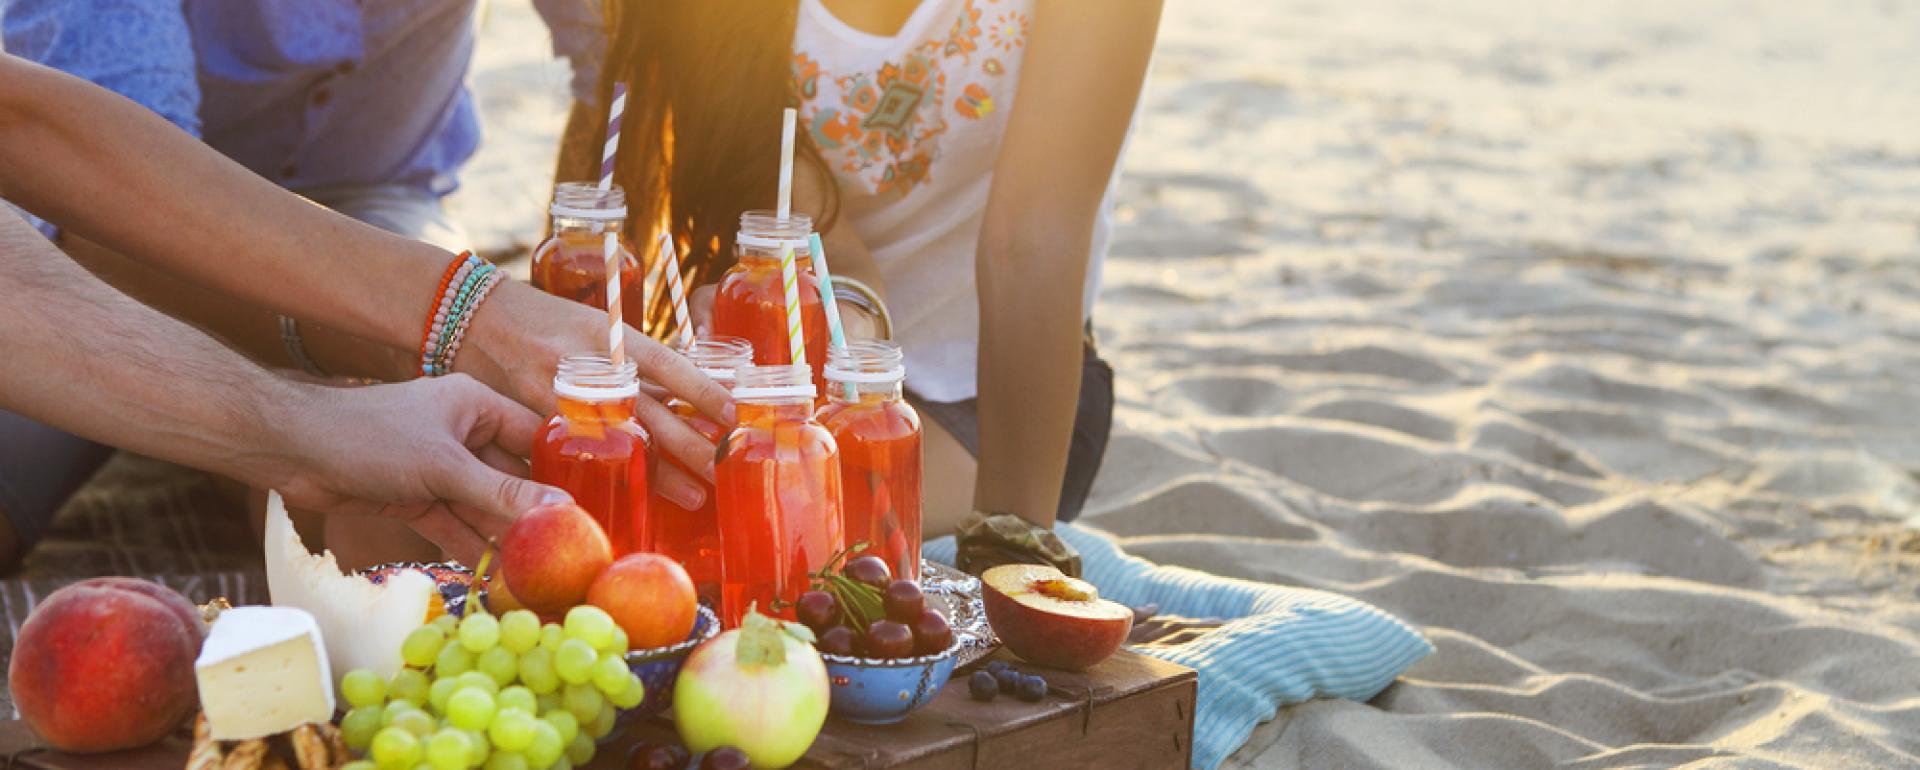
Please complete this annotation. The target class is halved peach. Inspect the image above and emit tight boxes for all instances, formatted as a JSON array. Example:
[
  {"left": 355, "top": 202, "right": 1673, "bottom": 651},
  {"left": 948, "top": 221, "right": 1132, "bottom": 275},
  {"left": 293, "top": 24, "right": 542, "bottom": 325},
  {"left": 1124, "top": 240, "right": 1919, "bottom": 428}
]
[{"left": 981, "top": 564, "right": 1133, "bottom": 671}]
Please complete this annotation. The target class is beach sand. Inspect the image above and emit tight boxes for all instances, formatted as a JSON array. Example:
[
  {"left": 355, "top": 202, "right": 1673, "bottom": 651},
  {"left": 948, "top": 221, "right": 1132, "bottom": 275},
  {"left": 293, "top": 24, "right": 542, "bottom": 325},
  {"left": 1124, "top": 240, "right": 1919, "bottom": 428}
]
[{"left": 458, "top": 1, "right": 1920, "bottom": 766}]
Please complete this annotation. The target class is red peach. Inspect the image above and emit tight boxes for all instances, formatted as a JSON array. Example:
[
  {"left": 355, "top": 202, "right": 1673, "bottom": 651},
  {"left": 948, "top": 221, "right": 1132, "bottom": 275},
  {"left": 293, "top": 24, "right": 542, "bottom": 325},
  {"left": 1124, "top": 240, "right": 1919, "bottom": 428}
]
[
  {"left": 8, "top": 578, "right": 204, "bottom": 753},
  {"left": 588, "top": 553, "right": 697, "bottom": 650},
  {"left": 500, "top": 502, "right": 613, "bottom": 614}
]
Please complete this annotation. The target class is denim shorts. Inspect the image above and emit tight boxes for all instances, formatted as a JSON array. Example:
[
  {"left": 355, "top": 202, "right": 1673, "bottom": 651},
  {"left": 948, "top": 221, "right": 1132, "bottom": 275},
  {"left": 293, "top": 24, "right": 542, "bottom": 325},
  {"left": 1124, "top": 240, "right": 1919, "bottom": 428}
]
[{"left": 904, "top": 336, "right": 1115, "bottom": 523}]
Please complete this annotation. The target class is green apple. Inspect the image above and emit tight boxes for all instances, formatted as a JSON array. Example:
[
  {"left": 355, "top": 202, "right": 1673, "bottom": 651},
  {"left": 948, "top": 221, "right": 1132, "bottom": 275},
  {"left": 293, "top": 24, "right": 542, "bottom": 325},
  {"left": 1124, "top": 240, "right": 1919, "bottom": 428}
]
[{"left": 673, "top": 608, "right": 827, "bottom": 768}]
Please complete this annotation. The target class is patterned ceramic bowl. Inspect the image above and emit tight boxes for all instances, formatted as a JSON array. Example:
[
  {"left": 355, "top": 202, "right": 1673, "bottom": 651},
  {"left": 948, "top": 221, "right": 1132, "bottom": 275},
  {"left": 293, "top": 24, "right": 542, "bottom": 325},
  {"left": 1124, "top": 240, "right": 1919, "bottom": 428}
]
[
  {"left": 817, "top": 566, "right": 994, "bottom": 724},
  {"left": 618, "top": 604, "right": 721, "bottom": 720},
  {"left": 361, "top": 561, "right": 483, "bottom": 617}
]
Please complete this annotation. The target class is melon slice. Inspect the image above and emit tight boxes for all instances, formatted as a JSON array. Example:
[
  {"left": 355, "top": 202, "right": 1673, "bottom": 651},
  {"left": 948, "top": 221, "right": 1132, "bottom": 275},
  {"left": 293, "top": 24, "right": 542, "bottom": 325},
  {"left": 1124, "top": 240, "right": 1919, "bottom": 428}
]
[{"left": 264, "top": 492, "right": 436, "bottom": 698}]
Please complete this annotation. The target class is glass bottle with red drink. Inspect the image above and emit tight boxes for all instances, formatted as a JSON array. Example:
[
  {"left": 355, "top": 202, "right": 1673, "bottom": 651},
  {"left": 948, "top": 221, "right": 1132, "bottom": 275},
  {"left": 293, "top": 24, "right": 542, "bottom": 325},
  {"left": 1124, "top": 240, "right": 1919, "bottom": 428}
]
[
  {"left": 712, "top": 211, "right": 829, "bottom": 395},
  {"left": 715, "top": 363, "right": 844, "bottom": 628},
  {"left": 648, "top": 335, "right": 753, "bottom": 607},
  {"left": 530, "top": 182, "right": 644, "bottom": 319},
  {"left": 531, "top": 355, "right": 651, "bottom": 557},
  {"left": 816, "top": 341, "right": 923, "bottom": 583}
]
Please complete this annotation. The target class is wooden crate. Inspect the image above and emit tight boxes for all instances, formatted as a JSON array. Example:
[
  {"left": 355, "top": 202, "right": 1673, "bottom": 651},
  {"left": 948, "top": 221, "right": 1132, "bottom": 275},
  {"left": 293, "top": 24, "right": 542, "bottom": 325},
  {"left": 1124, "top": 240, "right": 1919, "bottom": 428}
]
[
  {"left": 599, "top": 649, "right": 1195, "bottom": 770},
  {"left": 0, "top": 651, "right": 1194, "bottom": 770}
]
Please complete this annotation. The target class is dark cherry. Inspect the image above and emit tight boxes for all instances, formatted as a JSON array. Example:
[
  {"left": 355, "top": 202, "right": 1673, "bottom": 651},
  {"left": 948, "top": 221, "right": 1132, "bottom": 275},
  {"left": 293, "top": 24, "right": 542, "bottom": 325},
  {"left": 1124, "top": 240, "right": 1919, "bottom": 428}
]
[
  {"left": 864, "top": 619, "right": 915, "bottom": 659},
  {"left": 699, "top": 747, "right": 751, "bottom": 770},
  {"left": 795, "top": 590, "right": 840, "bottom": 634},
  {"left": 911, "top": 609, "right": 953, "bottom": 656},
  {"left": 628, "top": 742, "right": 689, "bottom": 770},
  {"left": 843, "top": 555, "right": 894, "bottom": 590},
  {"left": 816, "top": 626, "right": 858, "bottom": 657},
  {"left": 883, "top": 580, "right": 925, "bottom": 623}
]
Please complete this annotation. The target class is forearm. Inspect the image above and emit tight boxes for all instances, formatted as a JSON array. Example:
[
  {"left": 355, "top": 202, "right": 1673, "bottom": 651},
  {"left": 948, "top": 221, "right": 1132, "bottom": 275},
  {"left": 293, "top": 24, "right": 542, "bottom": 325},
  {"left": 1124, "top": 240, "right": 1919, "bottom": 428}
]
[
  {"left": 969, "top": 0, "right": 1161, "bottom": 526},
  {"left": 61, "top": 233, "right": 413, "bottom": 380},
  {"left": 0, "top": 55, "right": 447, "bottom": 352},
  {"left": 974, "top": 224, "right": 1092, "bottom": 526},
  {"left": 0, "top": 210, "right": 309, "bottom": 490}
]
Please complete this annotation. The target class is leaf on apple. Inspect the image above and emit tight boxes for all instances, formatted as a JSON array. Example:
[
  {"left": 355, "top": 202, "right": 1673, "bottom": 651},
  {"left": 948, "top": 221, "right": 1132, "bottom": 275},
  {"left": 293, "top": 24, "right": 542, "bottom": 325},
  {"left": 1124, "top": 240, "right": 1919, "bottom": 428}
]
[{"left": 736, "top": 606, "right": 788, "bottom": 667}]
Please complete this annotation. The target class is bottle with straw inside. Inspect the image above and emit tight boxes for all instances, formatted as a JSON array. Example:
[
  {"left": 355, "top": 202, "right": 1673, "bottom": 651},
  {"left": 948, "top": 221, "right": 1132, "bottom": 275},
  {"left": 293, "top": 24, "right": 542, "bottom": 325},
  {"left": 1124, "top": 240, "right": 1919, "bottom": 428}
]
[
  {"left": 527, "top": 82, "right": 655, "bottom": 558},
  {"left": 711, "top": 109, "right": 831, "bottom": 396},
  {"left": 530, "top": 84, "right": 644, "bottom": 329},
  {"left": 712, "top": 109, "right": 848, "bottom": 628}
]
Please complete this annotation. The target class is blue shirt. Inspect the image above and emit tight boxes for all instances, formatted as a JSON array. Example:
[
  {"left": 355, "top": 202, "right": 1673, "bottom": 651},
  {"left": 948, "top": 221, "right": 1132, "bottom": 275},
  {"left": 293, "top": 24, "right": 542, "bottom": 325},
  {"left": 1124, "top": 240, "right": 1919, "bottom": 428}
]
[{"left": 1, "top": 0, "right": 603, "bottom": 201}]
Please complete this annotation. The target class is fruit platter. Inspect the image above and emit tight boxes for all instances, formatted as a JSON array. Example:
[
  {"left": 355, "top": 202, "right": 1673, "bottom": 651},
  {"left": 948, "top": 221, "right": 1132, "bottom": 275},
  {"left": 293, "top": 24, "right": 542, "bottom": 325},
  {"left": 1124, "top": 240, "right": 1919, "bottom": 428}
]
[{"left": 0, "top": 492, "right": 1192, "bottom": 770}]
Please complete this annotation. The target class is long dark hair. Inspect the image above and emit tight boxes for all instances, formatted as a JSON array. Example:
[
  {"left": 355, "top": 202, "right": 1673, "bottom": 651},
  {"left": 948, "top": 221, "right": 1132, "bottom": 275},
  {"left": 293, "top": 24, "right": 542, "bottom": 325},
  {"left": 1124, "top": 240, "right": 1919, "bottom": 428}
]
[{"left": 565, "top": 0, "right": 838, "bottom": 340}]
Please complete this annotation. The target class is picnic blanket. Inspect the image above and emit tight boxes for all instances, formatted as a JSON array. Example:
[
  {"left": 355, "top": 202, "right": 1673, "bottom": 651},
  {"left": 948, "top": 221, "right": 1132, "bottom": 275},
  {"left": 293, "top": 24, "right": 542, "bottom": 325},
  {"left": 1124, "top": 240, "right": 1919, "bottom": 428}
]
[{"left": 926, "top": 524, "right": 1432, "bottom": 770}]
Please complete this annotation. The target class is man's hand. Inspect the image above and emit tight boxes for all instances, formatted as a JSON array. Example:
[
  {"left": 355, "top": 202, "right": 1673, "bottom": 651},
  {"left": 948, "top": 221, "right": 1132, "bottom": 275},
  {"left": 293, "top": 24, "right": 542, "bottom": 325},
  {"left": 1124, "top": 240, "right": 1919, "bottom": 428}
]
[{"left": 272, "top": 375, "right": 568, "bottom": 565}]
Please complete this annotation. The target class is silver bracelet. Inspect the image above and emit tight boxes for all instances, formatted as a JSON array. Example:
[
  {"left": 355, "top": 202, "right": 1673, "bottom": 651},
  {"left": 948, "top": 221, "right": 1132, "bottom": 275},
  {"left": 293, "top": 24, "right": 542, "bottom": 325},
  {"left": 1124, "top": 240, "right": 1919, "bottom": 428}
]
[
  {"left": 278, "top": 315, "right": 329, "bottom": 378},
  {"left": 829, "top": 276, "right": 893, "bottom": 341}
]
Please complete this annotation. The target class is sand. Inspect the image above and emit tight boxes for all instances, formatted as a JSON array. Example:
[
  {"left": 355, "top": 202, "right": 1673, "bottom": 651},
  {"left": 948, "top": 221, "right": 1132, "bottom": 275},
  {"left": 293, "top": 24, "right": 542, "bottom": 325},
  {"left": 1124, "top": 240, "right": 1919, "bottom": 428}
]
[{"left": 457, "top": 0, "right": 1920, "bottom": 766}]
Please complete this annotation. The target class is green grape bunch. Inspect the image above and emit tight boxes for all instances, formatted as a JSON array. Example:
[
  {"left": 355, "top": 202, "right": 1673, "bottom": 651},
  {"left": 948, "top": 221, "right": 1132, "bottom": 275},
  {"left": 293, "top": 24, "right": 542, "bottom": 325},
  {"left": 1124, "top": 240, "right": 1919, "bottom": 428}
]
[{"left": 336, "top": 605, "right": 645, "bottom": 770}]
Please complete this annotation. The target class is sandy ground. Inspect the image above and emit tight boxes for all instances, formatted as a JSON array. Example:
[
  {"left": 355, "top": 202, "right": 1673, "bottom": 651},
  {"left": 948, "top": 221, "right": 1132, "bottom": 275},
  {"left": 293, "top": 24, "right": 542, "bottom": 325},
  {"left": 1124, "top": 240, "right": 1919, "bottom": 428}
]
[{"left": 457, "top": 1, "right": 1920, "bottom": 766}]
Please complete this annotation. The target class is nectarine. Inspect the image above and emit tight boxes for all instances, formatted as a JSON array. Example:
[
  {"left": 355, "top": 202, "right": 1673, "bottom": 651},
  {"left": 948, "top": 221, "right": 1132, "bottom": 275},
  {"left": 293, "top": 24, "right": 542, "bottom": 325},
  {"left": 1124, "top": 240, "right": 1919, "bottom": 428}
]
[
  {"left": 8, "top": 578, "right": 204, "bottom": 753},
  {"left": 980, "top": 564, "right": 1132, "bottom": 671},
  {"left": 499, "top": 501, "right": 613, "bottom": 614},
  {"left": 587, "top": 553, "right": 697, "bottom": 649}
]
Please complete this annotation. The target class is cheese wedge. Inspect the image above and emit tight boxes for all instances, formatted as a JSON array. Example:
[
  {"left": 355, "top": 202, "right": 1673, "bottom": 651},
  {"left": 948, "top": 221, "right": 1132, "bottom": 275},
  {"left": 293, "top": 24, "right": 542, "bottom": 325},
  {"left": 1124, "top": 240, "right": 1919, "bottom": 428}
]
[
  {"left": 195, "top": 606, "right": 335, "bottom": 740},
  {"left": 264, "top": 491, "right": 436, "bottom": 700}
]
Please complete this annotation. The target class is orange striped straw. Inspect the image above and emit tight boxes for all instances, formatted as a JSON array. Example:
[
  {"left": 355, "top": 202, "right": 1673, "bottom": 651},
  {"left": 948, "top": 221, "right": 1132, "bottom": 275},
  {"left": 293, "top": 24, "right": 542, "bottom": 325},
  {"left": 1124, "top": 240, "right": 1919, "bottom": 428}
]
[{"left": 658, "top": 232, "right": 695, "bottom": 350}]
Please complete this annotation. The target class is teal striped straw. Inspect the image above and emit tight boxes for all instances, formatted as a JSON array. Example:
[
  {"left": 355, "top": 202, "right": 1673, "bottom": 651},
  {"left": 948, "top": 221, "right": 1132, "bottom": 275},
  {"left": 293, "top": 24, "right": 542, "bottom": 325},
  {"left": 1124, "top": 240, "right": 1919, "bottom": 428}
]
[{"left": 808, "top": 233, "right": 859, "bottom": 401}]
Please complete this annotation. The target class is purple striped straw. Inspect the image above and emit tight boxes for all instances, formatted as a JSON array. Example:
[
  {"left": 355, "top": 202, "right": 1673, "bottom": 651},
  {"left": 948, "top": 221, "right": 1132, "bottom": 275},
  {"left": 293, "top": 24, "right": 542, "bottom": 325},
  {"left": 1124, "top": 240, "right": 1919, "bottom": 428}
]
[{"left": 600, "top": 82, "right": 629, "bottom": 366}]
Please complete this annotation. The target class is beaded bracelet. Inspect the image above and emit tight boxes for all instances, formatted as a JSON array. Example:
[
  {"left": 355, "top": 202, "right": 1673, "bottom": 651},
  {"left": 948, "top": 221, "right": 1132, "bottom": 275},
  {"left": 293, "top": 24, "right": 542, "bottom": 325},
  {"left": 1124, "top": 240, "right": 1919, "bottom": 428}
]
[
  {"left": 419, "top": 251, "right": 476, "bottom": 360},
  {"left": 425, "top": 263, "right": 498, "bottom": 375},
  {"left": 435, "top": 269, "right": 507, "bottom": 376},
  {"left": 418, "top": 251, "right": 497, "bottom": 377}
]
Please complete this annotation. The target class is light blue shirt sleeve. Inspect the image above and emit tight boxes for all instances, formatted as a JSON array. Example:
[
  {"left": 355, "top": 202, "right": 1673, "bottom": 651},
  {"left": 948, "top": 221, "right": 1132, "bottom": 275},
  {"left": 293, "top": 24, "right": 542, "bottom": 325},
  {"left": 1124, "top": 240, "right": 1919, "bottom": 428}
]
[
  {"left": 1, "top": 0, "right": 203, "bottom": 137},
  {"left": 530, "top": 0, "right": 606, "bottom": 106}
]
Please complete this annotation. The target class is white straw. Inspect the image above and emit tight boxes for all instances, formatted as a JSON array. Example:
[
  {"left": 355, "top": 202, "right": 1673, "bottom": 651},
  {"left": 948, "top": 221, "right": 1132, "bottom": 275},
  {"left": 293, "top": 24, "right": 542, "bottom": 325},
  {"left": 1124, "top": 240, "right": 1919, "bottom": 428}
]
[{"left": 776, "top": 107, "right": 796, "bottom": 220}]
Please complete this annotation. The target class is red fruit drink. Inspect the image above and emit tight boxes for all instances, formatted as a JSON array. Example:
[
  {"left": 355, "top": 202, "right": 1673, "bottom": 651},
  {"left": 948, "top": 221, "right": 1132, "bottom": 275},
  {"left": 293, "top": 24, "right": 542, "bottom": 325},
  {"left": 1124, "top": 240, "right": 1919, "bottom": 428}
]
[
  {"left": 716, "top": 364, "right": 844, "bottom": 628},
  {"left": 816, "top": 341, "right": 923, "bottom": 583},
  {"left": 712, "top": 211, "right": 829, "bottom": 397},
  {"left": 531, "top": 182, "right": 645, "bottom": 320},
  {"left": 648, "top": 336, "right": 753, "bottom": 607},
  {"left": 531, "top": 356, "right": 651, "bottom": 557}
]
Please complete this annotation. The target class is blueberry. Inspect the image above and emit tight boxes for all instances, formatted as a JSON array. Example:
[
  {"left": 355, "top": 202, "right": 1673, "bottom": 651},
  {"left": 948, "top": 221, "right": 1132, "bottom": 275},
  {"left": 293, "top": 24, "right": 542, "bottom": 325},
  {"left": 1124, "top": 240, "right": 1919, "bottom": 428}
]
[
  {"left": 968, "top": 670, "right": 999, "bottom": 701},
  {"left": 995, "top": 668, "right": 1021, "bottom": 694},
  {"left": 986, "top": 660, "right": 1010, "bottom": 675},
  {"left": 1016, "top": 674, "right": 1047, "bottom": 702}
]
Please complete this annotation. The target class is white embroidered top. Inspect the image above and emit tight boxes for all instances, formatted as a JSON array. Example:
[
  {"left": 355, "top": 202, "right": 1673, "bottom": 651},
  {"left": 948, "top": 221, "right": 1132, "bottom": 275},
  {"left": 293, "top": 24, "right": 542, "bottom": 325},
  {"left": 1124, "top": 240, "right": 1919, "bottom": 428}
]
[{"left": 792, "top": 0, "right": 1117, "bottom": 402}]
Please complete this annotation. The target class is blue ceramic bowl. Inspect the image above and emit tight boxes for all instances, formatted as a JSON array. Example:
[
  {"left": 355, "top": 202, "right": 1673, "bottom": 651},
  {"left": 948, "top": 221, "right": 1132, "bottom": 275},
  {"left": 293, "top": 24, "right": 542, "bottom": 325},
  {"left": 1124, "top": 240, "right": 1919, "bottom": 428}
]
[
  {"left": 820, "top": 635, "right": 964, "bottom": 725},
  {"left": 618, "top": 604, "right": 720, "bottom": 720}
]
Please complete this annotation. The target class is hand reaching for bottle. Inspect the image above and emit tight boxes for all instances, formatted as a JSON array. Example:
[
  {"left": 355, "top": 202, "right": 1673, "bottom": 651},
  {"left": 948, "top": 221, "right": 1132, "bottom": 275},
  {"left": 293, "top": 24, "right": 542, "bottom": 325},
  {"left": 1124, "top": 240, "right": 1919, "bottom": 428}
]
[{"left": 271, "top": 374, "right": 570, "bottom": 566}]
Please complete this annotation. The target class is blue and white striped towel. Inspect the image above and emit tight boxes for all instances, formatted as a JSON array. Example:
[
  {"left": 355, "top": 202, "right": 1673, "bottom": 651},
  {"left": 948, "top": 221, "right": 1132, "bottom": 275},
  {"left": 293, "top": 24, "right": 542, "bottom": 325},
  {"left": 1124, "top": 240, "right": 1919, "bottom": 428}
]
[{"left": 925, "top": 523, "right": 1432, "bottom": 770}]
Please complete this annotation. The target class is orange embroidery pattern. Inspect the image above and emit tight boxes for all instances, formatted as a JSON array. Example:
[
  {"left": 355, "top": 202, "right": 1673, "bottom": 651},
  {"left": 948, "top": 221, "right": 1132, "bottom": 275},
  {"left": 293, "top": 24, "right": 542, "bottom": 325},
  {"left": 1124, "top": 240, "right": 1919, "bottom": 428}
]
[
  {"left": 988, "top": 9, "right": 1027, "bottom": 52},
  {"left": 795, "top": 0, "right": 1025, "bottom": 197}
]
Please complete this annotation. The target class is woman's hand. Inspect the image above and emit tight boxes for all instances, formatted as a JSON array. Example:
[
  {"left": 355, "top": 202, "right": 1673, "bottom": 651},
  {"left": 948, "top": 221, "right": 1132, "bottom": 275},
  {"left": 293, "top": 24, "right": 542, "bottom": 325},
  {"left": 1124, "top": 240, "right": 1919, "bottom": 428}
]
[
  {"left": 458, "top": 281, "right": 733, "bottom": 510},
  {"left": 272, "top": 375, "right": 570, "bottom": 566}
]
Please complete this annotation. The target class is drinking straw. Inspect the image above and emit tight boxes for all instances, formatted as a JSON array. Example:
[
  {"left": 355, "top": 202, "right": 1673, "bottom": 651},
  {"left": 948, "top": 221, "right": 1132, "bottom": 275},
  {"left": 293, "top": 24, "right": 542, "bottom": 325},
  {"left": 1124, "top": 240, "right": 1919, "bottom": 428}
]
[
  {"left": 600, "top": 82, "right": 630, "bottom": 366},
  {"left": 775, "top": 108, "right": 805, "bottom": 366},
  {"left": 658, "top": 232, "right": 695, "bottom": 350},
  {"left": 808, "top": 233, "right": 858, "bottom": 401},
  {"left": 776, "top": 108, "right": 796, "bottom": 220},
  {"left": 779, "top": 244, "right": 807, "bottom": 367}
]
